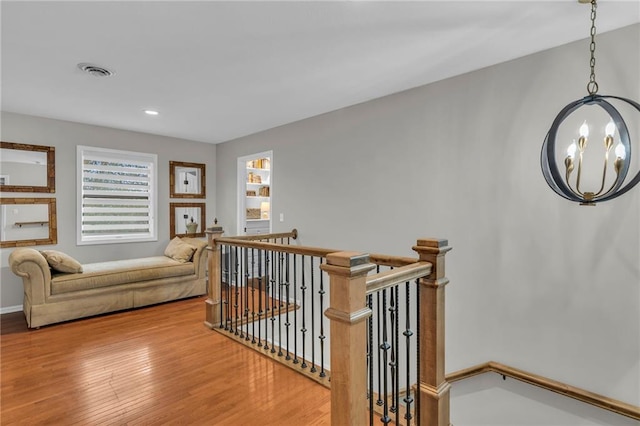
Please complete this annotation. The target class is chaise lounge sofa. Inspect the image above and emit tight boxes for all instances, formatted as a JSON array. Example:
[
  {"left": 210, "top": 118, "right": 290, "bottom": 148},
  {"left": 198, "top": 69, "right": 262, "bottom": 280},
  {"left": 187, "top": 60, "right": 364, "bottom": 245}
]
[{"left": 8, "top": 237, "right": 208, "bottom": 328}]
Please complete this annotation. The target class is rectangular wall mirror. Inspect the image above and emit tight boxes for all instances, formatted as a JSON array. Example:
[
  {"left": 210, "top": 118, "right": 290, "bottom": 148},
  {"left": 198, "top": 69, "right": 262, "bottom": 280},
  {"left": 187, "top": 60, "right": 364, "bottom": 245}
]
[
  {"left": 0, "top": 198, "right": 57, "bottom": 248},
  {"left": 170, "top": 202, "right": 206, "bottom": 239},
  {"left": 0, "top": 141, "right": 56, "bottom": 193},
  {"left": 169, "top": 161, "right": 205, "bottom": 199}
]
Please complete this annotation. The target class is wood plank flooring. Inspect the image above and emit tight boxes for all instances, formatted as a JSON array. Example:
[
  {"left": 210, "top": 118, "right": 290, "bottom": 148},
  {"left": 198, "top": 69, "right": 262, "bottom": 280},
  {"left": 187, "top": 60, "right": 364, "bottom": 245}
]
[{"left": 0, "top": 296, "right": 330, "bottom": 425}]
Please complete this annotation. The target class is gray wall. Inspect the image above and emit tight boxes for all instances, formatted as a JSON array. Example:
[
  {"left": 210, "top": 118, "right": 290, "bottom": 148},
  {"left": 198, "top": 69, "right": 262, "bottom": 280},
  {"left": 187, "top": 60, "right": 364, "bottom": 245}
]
[
  {"left": 1, "top": 112, "right": 217, "bottom": 309},
  {"left": 215, "top": 25, "right": 639, "bottom": 424}
]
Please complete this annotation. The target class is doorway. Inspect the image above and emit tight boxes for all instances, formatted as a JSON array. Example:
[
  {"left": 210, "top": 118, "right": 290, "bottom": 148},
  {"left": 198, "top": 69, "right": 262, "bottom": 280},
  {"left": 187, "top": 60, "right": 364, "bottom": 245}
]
[{"left": 237, "top": 151, "right": 272, "bottom": 236}]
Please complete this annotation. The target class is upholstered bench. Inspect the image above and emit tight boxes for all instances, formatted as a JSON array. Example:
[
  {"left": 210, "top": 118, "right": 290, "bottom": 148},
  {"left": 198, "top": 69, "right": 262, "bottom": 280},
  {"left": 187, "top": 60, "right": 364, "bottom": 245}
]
[{"left": 9, "top": 237, "right": 208, "bottom": 328}]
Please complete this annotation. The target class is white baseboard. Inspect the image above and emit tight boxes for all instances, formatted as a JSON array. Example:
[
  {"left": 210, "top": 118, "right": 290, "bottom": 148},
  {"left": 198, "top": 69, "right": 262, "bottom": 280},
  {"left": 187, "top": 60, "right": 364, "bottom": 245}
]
[{"left": 0, "top": 305, "right": 23, "bottom": 314}]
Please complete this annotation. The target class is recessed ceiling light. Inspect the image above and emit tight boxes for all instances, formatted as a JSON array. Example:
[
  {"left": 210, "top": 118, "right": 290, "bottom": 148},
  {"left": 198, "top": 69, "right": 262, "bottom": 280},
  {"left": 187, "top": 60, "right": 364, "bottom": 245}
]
[
  {"left": 144, "top": 110, "right": 159, "bottom": 116},
  {"left": 77, "top": 63, "right": 114, "bottom": 77}
]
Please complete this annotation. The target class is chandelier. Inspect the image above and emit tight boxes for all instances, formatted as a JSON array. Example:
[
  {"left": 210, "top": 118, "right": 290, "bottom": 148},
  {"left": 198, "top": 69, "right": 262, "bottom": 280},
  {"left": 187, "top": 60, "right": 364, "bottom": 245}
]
[{"left": 541, "top": 0, "right": 640, "bottom": 205}]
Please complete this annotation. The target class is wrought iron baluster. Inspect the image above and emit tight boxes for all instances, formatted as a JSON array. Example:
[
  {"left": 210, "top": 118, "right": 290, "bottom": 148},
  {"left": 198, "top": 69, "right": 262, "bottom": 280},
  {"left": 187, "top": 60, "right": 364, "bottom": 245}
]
[
  {"left": 285, "top": 252, "right": 291, "bottom": 360},
  {"left": 293, "top": 254, "right": 299, "bottom": 364},
  {"left": 380, "top": 288, "right": 390, "bottom": 424},
  {"left": 393, "top": 284, "right": 400, "bottom": 425},
  {"left": 233, "top": 246, "right": 240, "bottom": 336},
  {"left": 240, "top": 247, "right": 248, "bottom": 339},
  {"left": 257, "top": 248, "right": 264, "bottom": 347},
  {"left": 250, "top": 248, "right": 257, "bottom": 344},
  {"left": 264, "top": 250, "right": 271, "bottom": 351},
  {"left": 403, "top": 280, "right": 414, "bottom": 422},
  {"left": 221, "top": 245, "right": 228, "bottom": 329},
  {"left": 310, "top": 255, "right": 316, "bottom": 374},
  {"left": 300, "top": 255, "right": 307, "bottom": 369},
  {"left": 277, "top": 251, "right": 284, "bottom": 357},
  {"left": 318, "top": 257, "right": 326, "bottom": 378},
  {"left": 389, "top": 286, "right": 397, "bottom": 418},
  {"left": 269, "top": 250, "right": 277, "bottom": 353},
  {"left": 367, "top": 293, "right": 374, "bottom": 426},
  {"left": 376, "top": 285, "right": 383, "bottom": 406},
  {"left": 415, "top": 279, "right": 421, "bottom": 422}
]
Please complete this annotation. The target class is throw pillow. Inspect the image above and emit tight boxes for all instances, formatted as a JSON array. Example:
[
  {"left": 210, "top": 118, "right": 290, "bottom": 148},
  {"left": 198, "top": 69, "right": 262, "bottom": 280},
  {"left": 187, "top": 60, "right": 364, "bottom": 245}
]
[
  {"left": 40, "top": 250, "right": 84, "bottom": 273},
  {"left": 164, "top": 237, "right": 196, "bottom": 263}
]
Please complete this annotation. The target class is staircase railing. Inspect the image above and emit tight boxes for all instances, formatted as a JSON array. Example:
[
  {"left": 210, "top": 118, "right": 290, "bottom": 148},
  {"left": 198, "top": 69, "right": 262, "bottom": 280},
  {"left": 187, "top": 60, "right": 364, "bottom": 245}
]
[{"left": 204, "top": 227, "right": 451, "bottom": 425}]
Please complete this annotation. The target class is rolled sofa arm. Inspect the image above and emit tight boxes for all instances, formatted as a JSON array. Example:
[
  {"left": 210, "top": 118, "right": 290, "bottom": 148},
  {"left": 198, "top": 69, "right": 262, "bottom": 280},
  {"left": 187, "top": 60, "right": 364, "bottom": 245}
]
[
  {"left": 181, "top": 237, "right": 208, "bottom": 279},
  {"left": 8, "top": 248, "right": 51, "bottom": 306}
]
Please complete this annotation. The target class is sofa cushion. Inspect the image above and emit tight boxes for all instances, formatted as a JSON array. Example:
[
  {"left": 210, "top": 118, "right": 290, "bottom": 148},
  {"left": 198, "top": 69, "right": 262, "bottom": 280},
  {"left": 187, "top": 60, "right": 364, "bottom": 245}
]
[
  {"left": 164, "top": 237, "right": 196, "bottom": 263},
  {"left": 50, "top": 256, "right": 194, "bottom": 295},
  {"left": 40, "top": 250, "right": 83, "bottom": 273}
]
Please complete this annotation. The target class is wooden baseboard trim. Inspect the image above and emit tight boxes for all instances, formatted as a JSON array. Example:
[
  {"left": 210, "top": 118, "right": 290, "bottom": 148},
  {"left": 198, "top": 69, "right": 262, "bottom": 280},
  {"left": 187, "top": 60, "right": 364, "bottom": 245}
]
[{"left": 446, "top": 361, "right": 640, "bottom": 420}]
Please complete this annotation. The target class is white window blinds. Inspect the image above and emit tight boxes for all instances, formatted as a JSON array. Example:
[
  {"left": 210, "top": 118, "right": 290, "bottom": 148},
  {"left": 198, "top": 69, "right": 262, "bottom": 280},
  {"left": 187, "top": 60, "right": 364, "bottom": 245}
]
[{"left": 77, "top": 146, "right": 157, "bottom": 244}]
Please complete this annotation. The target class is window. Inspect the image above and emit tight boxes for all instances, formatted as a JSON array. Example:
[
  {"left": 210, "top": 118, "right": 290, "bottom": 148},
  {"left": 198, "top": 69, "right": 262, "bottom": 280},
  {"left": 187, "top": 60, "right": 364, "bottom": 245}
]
[{"left": 77, "top": 146, "right": 157, "bottom": 245}]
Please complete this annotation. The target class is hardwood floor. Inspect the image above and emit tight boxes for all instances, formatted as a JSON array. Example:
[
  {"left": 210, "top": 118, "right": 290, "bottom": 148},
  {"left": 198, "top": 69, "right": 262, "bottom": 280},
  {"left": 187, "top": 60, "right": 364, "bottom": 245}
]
[{"left": 0, "top": 297, "right": 330, "bottom": 425}]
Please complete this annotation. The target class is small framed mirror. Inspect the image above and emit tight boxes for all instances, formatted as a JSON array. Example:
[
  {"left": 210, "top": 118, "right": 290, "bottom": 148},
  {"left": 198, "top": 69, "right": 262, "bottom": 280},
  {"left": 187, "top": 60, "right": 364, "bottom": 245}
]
[
  {"left": 169, "top": 161, "right": 205, "bottom": 199},
  {"left": 0, "top": 198, "right": 57, "bottom": 248},
  {"left": 170, "top": 202, "right": 206, "bottom": 239},
  {"left": 0, "top": 142, "right": 55, "bottom": 193}
]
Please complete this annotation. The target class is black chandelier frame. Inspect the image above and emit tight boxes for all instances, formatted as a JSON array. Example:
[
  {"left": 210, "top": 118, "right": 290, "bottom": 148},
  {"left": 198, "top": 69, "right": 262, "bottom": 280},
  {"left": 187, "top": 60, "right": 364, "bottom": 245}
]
[{"left": 541, "top": 94, "right": 640, "bottom": 204}]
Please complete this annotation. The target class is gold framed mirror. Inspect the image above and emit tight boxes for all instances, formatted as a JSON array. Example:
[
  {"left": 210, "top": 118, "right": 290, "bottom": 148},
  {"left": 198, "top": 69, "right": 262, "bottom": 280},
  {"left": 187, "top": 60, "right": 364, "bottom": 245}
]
[
  {"left": 0, "top": 142, "right": 56, "bottom": 193},
  {"left": 169, "top": 161, "right": 205, "bottom": 199},
  {"left": 0, "top": 198, "right": 57, "bottom": 248},
  {"left": 170, "top": 202, "right": 206, "bottom": 239}
]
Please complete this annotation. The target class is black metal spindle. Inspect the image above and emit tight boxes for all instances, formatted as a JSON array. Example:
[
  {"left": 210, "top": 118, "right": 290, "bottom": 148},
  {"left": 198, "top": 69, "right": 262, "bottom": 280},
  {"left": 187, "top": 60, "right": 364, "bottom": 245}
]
[
  {"left": 300, "top": 255, "right": 307, "bottom": 369},
  {"left": 241, "top": 247, "right": 249, "bottom": 339},
  {"left": 220, "top": 245, "right": 227, "bottom": 329},
  {"left": 285, "top": 252, "right": 291, "bottom": 360},
  {"left": 415, "top": 279, "right": 421, "bottom": 422},
  {"left": 269, "top": 250, "right": 276, "bottom": 353},
  {"left": 310, "top": 255, "right": 316, "bottom": 374},
  {"left": 233, "top": 246, "right": 240, "bottom": 335},
  {"left": 367, "top": 293, "right": 374, "bottom": 426},
  {"left": 403, "top": 280, "right": 414, "bottom": 421},
  {"left": 277, "top": 252, "right": 284, "bottom": 357},
  {"left": 257, "top": 248, "right": 264, "bottom": 347},
  {"left": 250, "top": 248, "right": 257, "bottom": 344},
  {"left": 265, "top": 250, "right": 272, "bottom": 351},
  {"left": 393, "top": 285, "right": 400, "bottom": 426},
  {"left": 376, "top": 291, "right": 383, "bottom": 406},
  {"left": 318, "top": 257, "right": 326, "bottom": 377},
  {"left": 380, "top": 288, "right": 390, "bottom": 424},
  {"left": 389, "top": 286, "right": 397, "bottom": 417},
  {"left": 293, "top": 254, "right": 299, "bottom": 364}
]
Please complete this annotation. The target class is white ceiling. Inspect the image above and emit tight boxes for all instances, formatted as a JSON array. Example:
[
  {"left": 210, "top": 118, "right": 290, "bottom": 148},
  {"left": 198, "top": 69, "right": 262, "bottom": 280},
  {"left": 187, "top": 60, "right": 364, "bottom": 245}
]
[{"left": 2, "top": 1, "right": 639, "bottom": 144}]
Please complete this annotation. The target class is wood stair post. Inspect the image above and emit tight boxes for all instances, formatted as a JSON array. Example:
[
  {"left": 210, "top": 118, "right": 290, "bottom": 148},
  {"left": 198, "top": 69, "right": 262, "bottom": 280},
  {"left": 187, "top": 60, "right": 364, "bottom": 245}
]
[
  {"left": 413, "top": 238, "right": 452, "bottom": 426},
  {"left": 204, "top": 224, "right": 224, "bottom": 329},
  {"left": 321, "top": 251, "right": 375, "bottom": 426}
]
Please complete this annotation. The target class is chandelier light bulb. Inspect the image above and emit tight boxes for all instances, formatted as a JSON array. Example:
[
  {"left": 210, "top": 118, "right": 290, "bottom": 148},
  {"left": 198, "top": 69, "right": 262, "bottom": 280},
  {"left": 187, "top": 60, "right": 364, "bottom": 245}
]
[
  {"left": 605, "top": 121, "right": 616, "bottom": 137},
  {"left": 579, "top": 121, "right": 589, "bottom": 138},
  {"left": 615, "top": 143, "right": 626, "bottom": 160},
  {"left": 566, "top": 141, "right": 577, "bottom": 158}
]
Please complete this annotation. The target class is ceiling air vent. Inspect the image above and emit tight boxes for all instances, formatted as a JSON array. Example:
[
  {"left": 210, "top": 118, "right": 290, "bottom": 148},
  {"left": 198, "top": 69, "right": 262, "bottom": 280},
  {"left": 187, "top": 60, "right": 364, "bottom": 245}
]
[{"left": 77, "top": 63, "right": 114, "bottom": 77}]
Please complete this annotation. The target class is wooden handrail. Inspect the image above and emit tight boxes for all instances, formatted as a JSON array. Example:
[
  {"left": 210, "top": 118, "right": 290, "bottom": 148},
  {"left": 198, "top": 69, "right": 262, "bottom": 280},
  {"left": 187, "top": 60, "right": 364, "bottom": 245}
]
[
  {"left": 214, "top": 237, "right": 338, "bottom": 258},
  {"left": 216, "top": 231, "right": 420, "bottom": 268},
  {"left": 366, "top": 261, "right": 432, "bottom": 295},
  {"left": 369, "top": 253, "right": 420, "bottom": 267},
  {"left": 223, "top": 228, "right": 298, "bottom": 241},
  {"left": 446, "top": 361, "right": 640, "bottom": 420}
]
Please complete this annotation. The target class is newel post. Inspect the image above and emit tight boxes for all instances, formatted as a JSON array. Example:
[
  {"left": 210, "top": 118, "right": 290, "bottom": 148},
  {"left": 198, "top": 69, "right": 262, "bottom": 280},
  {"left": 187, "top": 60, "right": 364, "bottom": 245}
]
[
  {"left": 413, "top": 238, "right": 452, "bottom": 426},
  {"left": 204, "top": 223, "right": 224, "bottom": 329},
  {"left": 321, "top": 251, "right": 375, "bottom": 426}
]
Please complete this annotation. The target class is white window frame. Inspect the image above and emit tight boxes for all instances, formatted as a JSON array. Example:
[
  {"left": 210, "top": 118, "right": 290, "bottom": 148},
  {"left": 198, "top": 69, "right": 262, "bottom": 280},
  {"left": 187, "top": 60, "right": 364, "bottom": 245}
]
[{"left": 77, "top": 145, "right": 158, "bottom": 245}]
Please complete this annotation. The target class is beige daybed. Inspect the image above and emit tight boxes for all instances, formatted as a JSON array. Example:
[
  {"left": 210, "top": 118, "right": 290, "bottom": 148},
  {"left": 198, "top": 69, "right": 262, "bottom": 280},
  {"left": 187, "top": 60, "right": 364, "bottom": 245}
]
[{"left": 8, "top": 237, "right": 208, "bottom": 328}]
